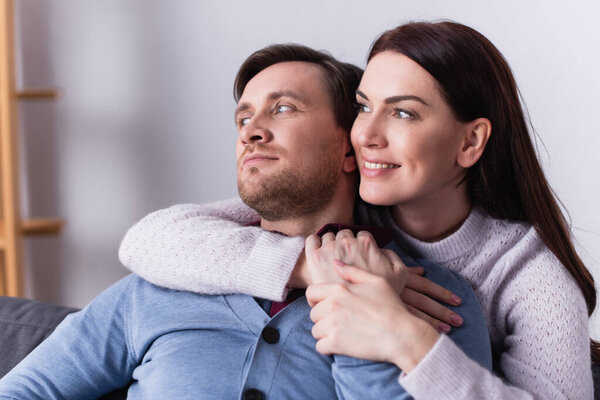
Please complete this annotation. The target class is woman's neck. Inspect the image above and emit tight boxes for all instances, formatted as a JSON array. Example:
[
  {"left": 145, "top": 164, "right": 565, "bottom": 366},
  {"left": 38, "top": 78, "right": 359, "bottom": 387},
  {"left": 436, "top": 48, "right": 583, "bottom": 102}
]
[{"left": 391, "top": 188, "right": 472, "bottom": 242}]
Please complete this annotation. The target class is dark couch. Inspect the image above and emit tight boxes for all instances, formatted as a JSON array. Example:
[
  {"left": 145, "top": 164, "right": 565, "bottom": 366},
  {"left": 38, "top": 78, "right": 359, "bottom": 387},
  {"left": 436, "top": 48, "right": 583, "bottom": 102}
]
[{"left": 0, "top": 295, "right": 598, "bottom": 399}]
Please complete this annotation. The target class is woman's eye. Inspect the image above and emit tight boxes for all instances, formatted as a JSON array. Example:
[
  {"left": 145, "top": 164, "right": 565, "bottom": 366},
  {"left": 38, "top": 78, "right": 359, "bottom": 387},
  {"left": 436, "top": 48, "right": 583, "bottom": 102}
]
[
  {"left": 275, "top": 105, "right": 293, "bottom": 114},
  {"left": 356, "top": 102, "right": 371, "bottom": 113},
  {"left": 394, "top": 108, "right": 414, "bottom": 119}
]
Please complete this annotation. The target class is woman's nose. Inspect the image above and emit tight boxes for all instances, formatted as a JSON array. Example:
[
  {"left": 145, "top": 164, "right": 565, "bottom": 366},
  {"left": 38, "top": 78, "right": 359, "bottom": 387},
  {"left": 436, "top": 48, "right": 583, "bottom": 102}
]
[{"left": 353, "top": 114, "right": 387, "bottom": 148}]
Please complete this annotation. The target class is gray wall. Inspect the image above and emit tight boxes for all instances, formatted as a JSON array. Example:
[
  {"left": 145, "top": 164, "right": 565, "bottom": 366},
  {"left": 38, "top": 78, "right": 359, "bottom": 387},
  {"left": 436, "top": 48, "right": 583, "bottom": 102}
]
[{"left": 14, "top": 0, "right": 600, "bottom": 338}]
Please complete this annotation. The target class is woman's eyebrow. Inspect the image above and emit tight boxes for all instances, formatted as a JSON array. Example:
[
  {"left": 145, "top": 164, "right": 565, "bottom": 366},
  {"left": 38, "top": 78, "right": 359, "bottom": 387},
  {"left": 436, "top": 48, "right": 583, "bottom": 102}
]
[
  {"left": 384, "top": 95, "right": 429, "bottom": 106},
  {"left": 356, "top": 90, "right": 429, "bottom": 107},
  {"left": 356, "top": 89, "right": 368, "bottom": 100}
]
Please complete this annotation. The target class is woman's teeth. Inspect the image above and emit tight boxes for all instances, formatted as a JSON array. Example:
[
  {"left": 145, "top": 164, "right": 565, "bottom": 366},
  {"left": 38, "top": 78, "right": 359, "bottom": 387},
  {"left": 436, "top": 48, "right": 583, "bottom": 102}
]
[{"left": 364, "top": 161, "right": 400, "bottom": 169}]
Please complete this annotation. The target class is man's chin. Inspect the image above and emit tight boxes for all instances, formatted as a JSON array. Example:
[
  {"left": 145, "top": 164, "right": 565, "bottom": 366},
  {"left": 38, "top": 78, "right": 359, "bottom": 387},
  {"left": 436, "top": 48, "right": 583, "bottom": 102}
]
[{"left": 238, "top": 165, "right": 338, "bottom": 222}]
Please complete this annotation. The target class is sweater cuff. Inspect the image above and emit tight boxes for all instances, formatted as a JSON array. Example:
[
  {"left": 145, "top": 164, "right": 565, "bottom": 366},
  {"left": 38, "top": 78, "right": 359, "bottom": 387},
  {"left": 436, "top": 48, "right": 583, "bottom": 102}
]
[
  {"left": 236, "top": 232, "right": 305, "bottom": 302},
  {"left": 399, "top": 334, "right": 480, "bottom": 399}
]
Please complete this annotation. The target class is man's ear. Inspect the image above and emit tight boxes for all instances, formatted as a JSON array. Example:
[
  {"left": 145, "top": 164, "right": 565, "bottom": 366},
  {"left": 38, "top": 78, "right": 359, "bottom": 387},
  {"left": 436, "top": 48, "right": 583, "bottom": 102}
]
[
  {"left": 457, "top": 118, "right": 491, "bottom": 168},
  {"left": 342, "top": 143, "right": 357, "bottom": 173}
]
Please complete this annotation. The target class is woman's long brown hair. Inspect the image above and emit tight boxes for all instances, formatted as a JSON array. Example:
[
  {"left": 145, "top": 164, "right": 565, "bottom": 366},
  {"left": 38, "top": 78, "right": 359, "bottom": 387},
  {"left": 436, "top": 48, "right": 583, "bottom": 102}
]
[{"left": 369, "top": 21, "right": 599, "bottom": 363}]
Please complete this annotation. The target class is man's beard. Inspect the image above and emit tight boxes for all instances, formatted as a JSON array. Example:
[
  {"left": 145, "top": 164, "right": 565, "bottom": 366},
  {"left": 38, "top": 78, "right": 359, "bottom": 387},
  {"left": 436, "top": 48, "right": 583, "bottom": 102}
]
[{"left": 238, "top": 160, "right": 340, "bottom": 222}]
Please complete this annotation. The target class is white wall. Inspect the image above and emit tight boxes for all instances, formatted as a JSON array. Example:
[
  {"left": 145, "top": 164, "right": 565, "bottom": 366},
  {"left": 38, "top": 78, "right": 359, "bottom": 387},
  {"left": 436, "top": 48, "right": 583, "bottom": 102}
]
[{"left": 13, "top": 0, "right": 600, "bottom": 338}]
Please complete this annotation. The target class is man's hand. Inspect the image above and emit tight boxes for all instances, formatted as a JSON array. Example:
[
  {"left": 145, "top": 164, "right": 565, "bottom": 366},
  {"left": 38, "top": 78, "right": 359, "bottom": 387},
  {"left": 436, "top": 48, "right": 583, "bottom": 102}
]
[
  {"left": 305, "top": 232, "right": 347, "bottom": 285},
  {"left": 287, "top": 251, "right": 312, "bottom": 288}
]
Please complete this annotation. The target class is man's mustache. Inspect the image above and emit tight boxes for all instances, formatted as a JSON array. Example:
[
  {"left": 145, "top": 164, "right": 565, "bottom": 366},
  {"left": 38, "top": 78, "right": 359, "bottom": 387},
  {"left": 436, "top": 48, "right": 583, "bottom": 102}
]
[{"left": 239, "top": 144, "right": 284, "bottom": 160}]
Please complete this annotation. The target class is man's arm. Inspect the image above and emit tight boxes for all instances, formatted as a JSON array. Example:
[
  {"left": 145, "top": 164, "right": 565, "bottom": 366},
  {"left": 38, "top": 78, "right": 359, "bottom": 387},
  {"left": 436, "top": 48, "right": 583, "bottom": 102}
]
[
  {"left": 119, "top": 198, "right": 305, "bottom": 301},
  {"left": 0, "top": 277, "right": 137, "bottom": 399}
]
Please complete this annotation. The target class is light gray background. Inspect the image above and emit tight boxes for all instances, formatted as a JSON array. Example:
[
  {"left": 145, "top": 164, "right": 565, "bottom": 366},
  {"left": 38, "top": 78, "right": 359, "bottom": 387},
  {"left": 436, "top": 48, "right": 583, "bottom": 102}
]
[{"left": 13, "top": 0, "right": 599, "bottom": 338}]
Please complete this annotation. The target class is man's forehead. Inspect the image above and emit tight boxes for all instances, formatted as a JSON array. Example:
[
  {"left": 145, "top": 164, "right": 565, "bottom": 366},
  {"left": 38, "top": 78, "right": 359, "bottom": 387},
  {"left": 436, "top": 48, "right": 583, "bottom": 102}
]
[{"left": 238, "top": 61, "right": 328, "bottom": 104}]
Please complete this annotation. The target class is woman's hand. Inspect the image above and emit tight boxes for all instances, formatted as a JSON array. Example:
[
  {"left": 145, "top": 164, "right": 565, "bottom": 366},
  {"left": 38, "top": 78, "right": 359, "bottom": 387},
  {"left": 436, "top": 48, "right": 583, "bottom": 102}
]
[
  {"left": 306, "top": 264, "right": 440, "bottom": 373},
  {"left": 402, "top": 268, "right": 463, "bottom": 332},
  {"left": 305, "top": 229, "right": 463, "bottom": 332}
]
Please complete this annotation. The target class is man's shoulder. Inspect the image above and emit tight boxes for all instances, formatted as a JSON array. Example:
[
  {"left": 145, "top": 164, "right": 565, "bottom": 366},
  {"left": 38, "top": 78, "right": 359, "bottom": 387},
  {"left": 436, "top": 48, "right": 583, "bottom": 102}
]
[
  {"left": 384, "top": 241, "right": 469, "bottom": 295},
  {"left": 94, "top": 274, "right": 231, "bottom": 319}
]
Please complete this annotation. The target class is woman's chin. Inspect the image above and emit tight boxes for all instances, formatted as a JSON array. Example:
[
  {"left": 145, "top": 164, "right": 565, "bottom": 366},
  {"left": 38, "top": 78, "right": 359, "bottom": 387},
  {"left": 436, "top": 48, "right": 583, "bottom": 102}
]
[{"left": 359, "top": 186, "right": 399, "bottom": 207}]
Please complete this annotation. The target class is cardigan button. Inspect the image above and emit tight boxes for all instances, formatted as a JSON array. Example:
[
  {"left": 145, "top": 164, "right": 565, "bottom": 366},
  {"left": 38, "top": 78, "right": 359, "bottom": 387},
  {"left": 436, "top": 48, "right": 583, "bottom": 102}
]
[
  {"left": 261, "top": 327, "right": 280, "bottom": 344},
  {"left": 243, "top": 388, "right": 264, "bottom": 400}
]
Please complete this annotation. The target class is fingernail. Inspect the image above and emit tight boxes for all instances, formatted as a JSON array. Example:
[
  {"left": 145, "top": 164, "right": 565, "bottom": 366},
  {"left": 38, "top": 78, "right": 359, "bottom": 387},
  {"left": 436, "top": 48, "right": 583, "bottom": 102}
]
[
  {"left": 450, "top": 313, "right": 463, "bottom": 326},
  {"left": 450, "top": 294, "right": 462, "bottom": 305},
  {"left": 438, "top": 323, "right": 451, "bottom": 334},
  {"left": 333, "top": 259, "right": 346, "bottom": 267}
]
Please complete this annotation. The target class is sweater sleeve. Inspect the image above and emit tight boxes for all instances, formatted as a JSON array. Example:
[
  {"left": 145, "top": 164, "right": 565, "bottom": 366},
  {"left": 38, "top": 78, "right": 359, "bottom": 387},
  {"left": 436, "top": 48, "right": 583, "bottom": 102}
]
[
  {"left": 118, "top": 197, "right": 305, "bottom": 302},
  {"left": 399, "top": 237, "right": 593, "bottom": 400}
]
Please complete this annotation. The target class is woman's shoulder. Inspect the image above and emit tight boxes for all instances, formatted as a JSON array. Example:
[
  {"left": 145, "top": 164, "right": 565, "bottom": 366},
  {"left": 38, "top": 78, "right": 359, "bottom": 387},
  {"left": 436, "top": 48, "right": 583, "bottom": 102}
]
[
  {"left": 480, "top": 211, "right": 555, "bottom": 264},
  {"left": 477, "top": 210, "right": 581, "bottom": 296}
]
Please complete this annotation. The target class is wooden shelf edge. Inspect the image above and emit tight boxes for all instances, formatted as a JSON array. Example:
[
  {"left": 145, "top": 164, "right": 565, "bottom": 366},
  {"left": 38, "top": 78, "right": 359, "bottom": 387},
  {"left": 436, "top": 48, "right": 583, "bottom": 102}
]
[
  {"left": 16, "top": 88, "right": 59, "bottom": 99},
  {"left": 21, "top": 218, "right": 65, "bottom": 235}
]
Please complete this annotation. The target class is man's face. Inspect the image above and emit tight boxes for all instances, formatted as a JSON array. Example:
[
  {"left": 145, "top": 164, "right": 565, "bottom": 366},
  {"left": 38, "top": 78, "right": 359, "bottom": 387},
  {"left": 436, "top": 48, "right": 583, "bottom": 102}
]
[{"left": 235, "top": 61, "right": 348, "bottom": 221}]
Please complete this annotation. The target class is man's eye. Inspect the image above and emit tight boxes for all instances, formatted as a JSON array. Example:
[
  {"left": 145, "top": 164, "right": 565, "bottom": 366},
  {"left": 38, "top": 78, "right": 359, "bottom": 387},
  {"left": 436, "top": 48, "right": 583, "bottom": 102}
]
[
  {"left": 275, "top": 105, "right": 293, "bottom": 114},
  {"left": 355, "top": 102, "right": 371, "bottom": 113},
  {"left": 239, "top": 117, "right": 251, "bottom": 126}
]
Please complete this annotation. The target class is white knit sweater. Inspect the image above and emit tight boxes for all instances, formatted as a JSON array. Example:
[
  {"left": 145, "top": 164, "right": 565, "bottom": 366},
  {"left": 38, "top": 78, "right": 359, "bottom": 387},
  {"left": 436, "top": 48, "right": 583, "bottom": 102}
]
[{"left": 118, "top": 197, "right": 594, "bottom": 399}]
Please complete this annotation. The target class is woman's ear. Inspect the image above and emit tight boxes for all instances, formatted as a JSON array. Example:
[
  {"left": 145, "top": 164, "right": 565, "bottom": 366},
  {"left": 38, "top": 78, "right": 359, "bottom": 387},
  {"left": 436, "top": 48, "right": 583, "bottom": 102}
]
[
  {"left": 342, "top": 141, "right": 357, "bottom": 173},
  {"left": 457, "top": 118, "right": 491, "bottom": 168}
]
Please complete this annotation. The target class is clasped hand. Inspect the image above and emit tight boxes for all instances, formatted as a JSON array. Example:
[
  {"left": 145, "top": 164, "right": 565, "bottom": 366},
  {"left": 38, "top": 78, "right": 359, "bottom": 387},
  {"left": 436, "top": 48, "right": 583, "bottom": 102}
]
[{"left": 299, "top": 229, "right": 456, "bottom": 368}]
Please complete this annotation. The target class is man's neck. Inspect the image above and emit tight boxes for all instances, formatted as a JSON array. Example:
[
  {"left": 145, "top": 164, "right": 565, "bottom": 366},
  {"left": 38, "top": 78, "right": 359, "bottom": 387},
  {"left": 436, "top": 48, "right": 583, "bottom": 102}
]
[{"left": 260, "top": 191, "right": 355, "bottom": 238}]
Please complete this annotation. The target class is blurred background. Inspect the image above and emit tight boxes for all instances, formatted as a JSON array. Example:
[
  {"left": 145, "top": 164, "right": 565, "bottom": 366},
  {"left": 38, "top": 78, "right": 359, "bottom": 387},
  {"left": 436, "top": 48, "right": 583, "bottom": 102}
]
[{"left": 12, "top": 0, "right": 599, "bottom": 338}]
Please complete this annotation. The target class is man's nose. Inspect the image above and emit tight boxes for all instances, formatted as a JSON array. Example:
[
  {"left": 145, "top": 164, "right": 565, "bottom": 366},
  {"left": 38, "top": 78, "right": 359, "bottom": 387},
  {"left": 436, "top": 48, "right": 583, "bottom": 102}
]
[{"left": 239, "top": 118, "right": 273, "bottom": 145}]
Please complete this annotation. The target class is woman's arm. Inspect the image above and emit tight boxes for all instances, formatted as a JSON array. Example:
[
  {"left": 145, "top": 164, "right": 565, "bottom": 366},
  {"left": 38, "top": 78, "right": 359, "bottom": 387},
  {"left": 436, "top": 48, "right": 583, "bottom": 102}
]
[
  {"left": 120, "top": 199, "right": 467, "bottom": 327},
  {"left": 118, "top": 198, "right": 305, "bottom": 302},
  {"left": 306, "top": 232, "right": 593, "bottom": 399},
  {"left": 397, "top": 253, "right": 593, "bottom": 400}
]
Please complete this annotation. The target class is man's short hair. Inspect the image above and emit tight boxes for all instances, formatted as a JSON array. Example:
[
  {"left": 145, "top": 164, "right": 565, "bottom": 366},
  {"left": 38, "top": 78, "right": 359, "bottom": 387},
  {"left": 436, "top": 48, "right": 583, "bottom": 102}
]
[{"left": 234, "top": 44, "right": 363, "bottom": 132}]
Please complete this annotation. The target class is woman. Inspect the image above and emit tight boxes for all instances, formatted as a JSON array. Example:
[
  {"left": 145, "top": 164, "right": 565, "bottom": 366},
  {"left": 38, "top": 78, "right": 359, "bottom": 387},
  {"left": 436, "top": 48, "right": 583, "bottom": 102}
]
[
  {"left": 303, "top": 21, "right": 598, "bottom": 399},
  {"left": 119, "top": 22, "right": 597, "bottom": 398}
]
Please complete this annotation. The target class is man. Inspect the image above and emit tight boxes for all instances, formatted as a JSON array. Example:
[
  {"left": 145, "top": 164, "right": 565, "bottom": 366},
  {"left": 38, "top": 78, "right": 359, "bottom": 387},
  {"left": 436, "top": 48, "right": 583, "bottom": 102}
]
[{"left": 0, "top": 44, "right": 490, "bottom": 399}]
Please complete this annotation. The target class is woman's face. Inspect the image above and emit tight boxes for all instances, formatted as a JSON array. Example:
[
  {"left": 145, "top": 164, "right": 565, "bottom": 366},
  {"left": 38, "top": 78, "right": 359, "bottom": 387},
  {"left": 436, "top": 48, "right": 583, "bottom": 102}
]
[{"left": 351, "top": 52, "right": 470, "bottom": 209}]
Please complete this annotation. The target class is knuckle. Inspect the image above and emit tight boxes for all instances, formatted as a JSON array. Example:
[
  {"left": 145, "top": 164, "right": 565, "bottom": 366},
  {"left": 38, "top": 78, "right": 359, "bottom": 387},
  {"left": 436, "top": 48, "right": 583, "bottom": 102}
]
[
  {"left": 309, "top": 308, "right": 318, "bottom": 322},
  {"left": 341, "top": 237, "right": 353, "bottom": 249},
  {"left": 336, "top": 229, "right": 354, "bottom": 239},
  {"left": 322, "top": 232, "right": 335, "bottom": 241},
  {"left": 316, "top": 339, "right": 331, "bottom": 354},
  {"left": 357, "top": 234, "right": 374, "bottom": 249}
]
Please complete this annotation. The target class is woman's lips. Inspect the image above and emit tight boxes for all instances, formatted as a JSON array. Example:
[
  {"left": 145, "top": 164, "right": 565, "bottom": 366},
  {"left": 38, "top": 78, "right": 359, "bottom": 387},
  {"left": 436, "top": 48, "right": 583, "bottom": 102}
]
[
  {"left": 361, "top": 159, "right": 401, "bottom": 177},
  {"left": 363, "top": 161, "right": 400, "bottom": 169}
]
